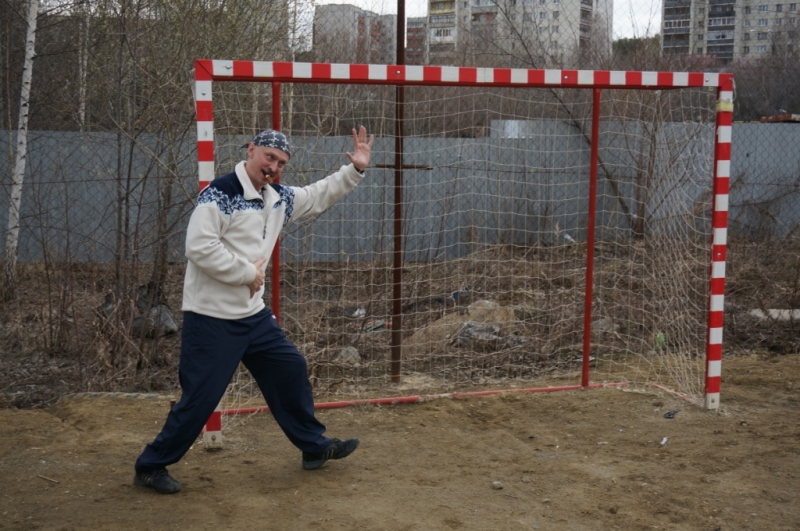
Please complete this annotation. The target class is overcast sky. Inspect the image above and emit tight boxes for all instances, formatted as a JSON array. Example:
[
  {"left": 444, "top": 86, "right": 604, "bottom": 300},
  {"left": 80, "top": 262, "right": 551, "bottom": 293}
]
[{"left": 313, "top": 0, "right": 662, "bottom": 40}]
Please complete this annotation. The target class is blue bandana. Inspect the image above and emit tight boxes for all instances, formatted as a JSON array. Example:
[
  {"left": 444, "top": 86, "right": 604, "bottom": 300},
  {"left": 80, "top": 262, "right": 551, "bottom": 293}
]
[{"left": 247, "top": 130, "right": 291, "bottom": 158}]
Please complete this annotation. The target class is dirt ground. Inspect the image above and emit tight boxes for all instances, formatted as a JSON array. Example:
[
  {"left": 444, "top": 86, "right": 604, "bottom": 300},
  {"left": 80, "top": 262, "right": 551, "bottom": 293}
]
[{"left": 0, "top": 353, "right": 797, "bottom": 531}]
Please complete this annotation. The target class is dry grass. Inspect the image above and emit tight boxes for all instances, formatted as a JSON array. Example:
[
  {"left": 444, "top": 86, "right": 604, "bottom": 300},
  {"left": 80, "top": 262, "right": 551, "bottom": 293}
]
[{"left": 1, "top": 238, "right": 798, "bottom": 408}]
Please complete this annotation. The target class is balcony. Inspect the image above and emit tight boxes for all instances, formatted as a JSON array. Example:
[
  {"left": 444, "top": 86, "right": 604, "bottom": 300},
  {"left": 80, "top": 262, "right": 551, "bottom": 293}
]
[{"left": 664, "top": 0, "right": 691, "bottom": 7}]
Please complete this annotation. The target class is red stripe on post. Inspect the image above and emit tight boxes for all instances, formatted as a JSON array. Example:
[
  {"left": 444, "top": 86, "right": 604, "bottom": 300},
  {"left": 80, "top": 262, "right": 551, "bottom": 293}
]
[
  {"left": 657, "top": 72, "right": 673, "bottom": 86},
  {"left": 712, "top": 210, "right": 728, "bottom": 229},
  {"left": 195, "top": 101, "right": 213, "bottom": 121},
  {"left": 719, "top": 73, "right": 734, "bottom": 90},
  {"left": 712, "top": 244, "right": 727, "bottom": 262},
  {"left": 459, "top": 67, "right": 477, "bottom": 83},
  {"left": 688, "top": 72, "right": 705, "bottom": 86},
  {"left": 717, "top": 113, "right": 733, "bottom": 126},
  {"left": 199, "top": 181, "right": 210, "bottom": 192},
  {"left": 194, "top": 59, "right": 213, "bottom": 80},
  {"left": 715, "top": 177, "right": 730, "bottom": 193},
  {"left": 312, "top": 62, "right": 331, "bottom": 80},
  {"left": 273, "top": 62, "right": 293, "bottom": 78},
  {"left": 197, "top": 140, "right": 214, "bottom": 162},
  {"left": 561, "top": 70, "right": 578, "bottom": 85},
  {"left": 707, "top": 343, "right": 722, "bottom": 360},
  {"left": 708, "top": 310, "right": 724, "bottom": 329},
  {"left": 594, "top": 70, "right": 610, "bottom": 85},
  {"left": 233, "top": 60, "right": 253, "bottom": 78},
  {"left": 705, "top": 377, "right": 721, "bottom": 393},
  {"left": 716, "top": 143, "right": 732, "bottom": 160},
  {"left": 388, "top": 65, "right": 405, "bottom": 81},
  {"left": 494, "top": 68, "right": 511, "bottom": 84},
  {"left": 351, "top": 64, "right": 369, "bottom": 80},
  {"left": 710, "top": 276, "right": 726, "bottom": 294},
  {"left": 528, "top": 69, "right": 545, "bottom": 85},
  {"left": 205, "top": 410, "right": 222, "bottom": 432},
  {"left": 423, "top": 66, "right": 442, "bottom": 82},
  {"left": 625, "top": 71, "right": 642, "bottom": 86}
]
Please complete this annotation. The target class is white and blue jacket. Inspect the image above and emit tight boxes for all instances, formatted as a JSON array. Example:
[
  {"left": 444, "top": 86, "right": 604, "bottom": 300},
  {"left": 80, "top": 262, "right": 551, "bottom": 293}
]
[{"left": 182, "top": 161, "right": 364, "bottom": 319}]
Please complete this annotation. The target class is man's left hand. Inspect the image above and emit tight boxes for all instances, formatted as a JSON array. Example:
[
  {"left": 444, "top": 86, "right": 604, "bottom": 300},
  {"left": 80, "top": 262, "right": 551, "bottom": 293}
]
[{"left": 346, "top": 126, "right": 374, "bottom": 172}]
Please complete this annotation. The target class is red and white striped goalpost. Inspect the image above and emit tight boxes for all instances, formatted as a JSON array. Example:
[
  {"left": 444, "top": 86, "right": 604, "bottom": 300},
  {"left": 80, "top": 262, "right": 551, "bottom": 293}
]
[{"left": 194, "top": 60, "right": 733, "bottom": 447}]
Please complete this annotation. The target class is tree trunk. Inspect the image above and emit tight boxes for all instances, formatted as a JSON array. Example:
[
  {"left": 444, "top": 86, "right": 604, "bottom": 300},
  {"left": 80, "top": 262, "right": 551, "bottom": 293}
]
[{"left": 4, "top": 0, "right": 39, "bottom": 302}]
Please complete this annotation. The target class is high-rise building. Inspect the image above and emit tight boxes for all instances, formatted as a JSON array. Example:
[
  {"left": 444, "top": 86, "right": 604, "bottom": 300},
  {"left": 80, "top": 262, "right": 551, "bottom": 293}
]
[
  {"left": 407, "top": 17, "right": 428, "bottom": 64},
  {"left": 428, "top": 0, "right": 613, "bottom": 66},
  {"left": 662, "top": 0, "right": 799, "bottom": 64},
  {"left": 313, "top": 4, "right": 397, "bottom": 64}
]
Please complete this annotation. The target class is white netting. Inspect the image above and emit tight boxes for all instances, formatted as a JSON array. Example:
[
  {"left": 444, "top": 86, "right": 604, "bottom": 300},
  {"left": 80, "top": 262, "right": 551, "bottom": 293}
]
[{"left": 205, "top": 73, "right": 718, "bottom": 421}]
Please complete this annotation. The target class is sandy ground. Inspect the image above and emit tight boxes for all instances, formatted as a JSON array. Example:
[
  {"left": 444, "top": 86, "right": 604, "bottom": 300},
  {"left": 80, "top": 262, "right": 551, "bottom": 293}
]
[{"left": 0, "top": 353, "right": 798, "bottom": 531}]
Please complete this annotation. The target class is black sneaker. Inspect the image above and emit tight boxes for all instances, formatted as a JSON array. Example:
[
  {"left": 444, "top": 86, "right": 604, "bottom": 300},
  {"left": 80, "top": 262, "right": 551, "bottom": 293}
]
[
  {"left": 302, "top": 438, "right": 360, "bottom": 470},
  {"left": 133, "top": 468, "right": 182, "bottom": 494}
]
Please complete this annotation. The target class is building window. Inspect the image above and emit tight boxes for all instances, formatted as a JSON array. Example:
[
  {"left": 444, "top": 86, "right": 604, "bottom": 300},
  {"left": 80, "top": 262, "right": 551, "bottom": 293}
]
[
  {"left": 698, "top": 20, "right": 705, "bottom": 27},
  {"left": 745, "top": 6, "right": 752, "bottom": 13},
  {"left": 698, "top": 7, "right": 705, "bottom": 14},
  {"left": 709, "top": 17, "right": 735, "bottom": 26},
  {"left": 698, "top": 33, "right": 704, "bottom": 40},
  {"left": 758, "top": 31, "right": 768, "bottom": 38},
  {"left": 523, "top": 13, "right": 533, "bottom": 21},
  {"left": 758, "top": 18, "right": 769, "bottom": 25},
  {"left": 553, "top": 10, "right": 559, "bottom": 18},
  {"left": 792, "top": 17, "right": 798, "bottom": 23},
  {"left": 758, "top": 5, "right": 769, "bottom": 12},
  {"left": 552, "top": 25, "right": 559, "bottom": 32},
  {"left": 744, "top": 45, "right": 750, "bottom": 53},
  {"left": 775, "top": 18, "right": 783, "bottom": 24},
  {"left": 791, "top": 3, "right": 798, "bottom": 10},
  {"left": 745, "top": 19, "right": 751, "bottom": 26},
  {"left": 744, "top": 32, "right": 751, "bottom": 39},
  {"left": 540, "top": 11, "right": 547, "bottom": 18},
  {"left": 539, "top": 26, "right": 546, "bottom": 33},
  {"left": 756, "top": 44, "right": 768, "bottom": 52},
  {"left": 696, "top": 47, "right": 703, "bottom": 53},
  {"left": 709, "top": 30, "right": 731, "bottom": 39},
  {"left": 540, "top": 0, "right": 546, "bottom": 4},
  {"left": 777, "top": 4, "right": 783, "bottom": 11}
]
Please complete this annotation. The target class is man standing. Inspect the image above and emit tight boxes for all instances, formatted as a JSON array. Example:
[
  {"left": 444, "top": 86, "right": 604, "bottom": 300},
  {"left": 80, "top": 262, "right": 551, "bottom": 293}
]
[{"left": 134, "top": 126, "right": 374, "bottom": 494}]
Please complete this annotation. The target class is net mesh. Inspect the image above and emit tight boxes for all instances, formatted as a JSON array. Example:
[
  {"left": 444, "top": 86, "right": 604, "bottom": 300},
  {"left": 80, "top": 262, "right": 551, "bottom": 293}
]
[{"left": 206, "top": 73, "right": 718, "bottom": 420}]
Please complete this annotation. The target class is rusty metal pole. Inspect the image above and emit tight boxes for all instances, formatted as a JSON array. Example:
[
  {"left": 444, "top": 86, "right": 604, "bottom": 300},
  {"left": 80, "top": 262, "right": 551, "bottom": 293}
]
[{"left": 391, "top": 0, "right": 407, "bottom": 382}]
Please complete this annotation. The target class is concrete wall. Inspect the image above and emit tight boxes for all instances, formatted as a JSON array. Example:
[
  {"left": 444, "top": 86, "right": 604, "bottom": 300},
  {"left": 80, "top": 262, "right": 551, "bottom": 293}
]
[{"left": 1, "top": 122, "right": 798, "bottom": 263}]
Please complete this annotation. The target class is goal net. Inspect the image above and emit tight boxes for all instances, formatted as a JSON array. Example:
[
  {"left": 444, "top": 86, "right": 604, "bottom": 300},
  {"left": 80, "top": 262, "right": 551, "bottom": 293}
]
[{"left": 194, "top": 61, "right": 732, "bottom": 439}]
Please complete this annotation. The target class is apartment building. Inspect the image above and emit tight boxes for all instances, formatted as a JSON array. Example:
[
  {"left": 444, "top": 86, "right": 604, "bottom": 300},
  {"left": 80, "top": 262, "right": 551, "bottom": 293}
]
[
  {"left": 313, "top": 4, "right": 398, "bottom": 64},
  {"left": 407, "top": 17, "right": 427, "bottom": 64},
  {"left": 662, "top": 0, "right": 799, "bottom": 63},
  {"left": 429, "top": 0, "right": 613, "bottom": 65}
]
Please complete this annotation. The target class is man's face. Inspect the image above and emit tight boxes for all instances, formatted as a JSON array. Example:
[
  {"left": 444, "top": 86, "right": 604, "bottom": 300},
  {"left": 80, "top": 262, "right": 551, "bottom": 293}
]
[{"left": 246, "top": 145, "right": 289, "bottom": 189}]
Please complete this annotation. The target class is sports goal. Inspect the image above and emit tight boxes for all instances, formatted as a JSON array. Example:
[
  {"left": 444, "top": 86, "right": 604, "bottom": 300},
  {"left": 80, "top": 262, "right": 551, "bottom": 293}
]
[{"left": 193, "top": 60, "right": 733, "bottom": 446}]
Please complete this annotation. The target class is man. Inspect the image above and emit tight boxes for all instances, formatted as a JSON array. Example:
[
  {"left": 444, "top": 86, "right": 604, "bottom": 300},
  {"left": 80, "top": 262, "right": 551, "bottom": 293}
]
[{"left": 133, "top": 126, "right": 374, "bottom": 494}]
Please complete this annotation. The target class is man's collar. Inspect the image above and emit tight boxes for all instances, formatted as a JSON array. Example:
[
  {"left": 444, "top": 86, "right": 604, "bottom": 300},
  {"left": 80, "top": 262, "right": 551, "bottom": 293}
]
[{"left": 235, "top": 161, "right": 266, "bottom": 200}]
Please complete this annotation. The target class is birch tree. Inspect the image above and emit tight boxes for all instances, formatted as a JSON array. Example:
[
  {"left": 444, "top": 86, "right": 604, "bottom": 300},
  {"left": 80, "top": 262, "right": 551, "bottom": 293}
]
[{"left": 4, "top": 0, "right": 39, "bottom": 302}]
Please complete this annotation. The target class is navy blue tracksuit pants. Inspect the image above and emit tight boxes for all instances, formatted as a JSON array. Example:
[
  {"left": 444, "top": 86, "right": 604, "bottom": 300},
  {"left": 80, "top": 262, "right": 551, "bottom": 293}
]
[{"left": 135, "top": 309, "right": 329, "bottom": 472}]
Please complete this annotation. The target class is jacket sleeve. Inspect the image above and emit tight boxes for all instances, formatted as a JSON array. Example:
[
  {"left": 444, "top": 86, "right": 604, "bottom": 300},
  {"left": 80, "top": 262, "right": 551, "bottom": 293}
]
[
  {"left": 184, "top": 204, "right": 257, "bottom": 286},
  {"left": 287, "top": 164, "right": 364, "bottom": 223}
]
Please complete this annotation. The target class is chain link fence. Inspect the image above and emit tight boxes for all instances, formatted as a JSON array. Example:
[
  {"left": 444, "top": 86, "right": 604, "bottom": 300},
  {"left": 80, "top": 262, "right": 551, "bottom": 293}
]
[{"left": 1, "top": 0, "right": 799, "bottom": 406}]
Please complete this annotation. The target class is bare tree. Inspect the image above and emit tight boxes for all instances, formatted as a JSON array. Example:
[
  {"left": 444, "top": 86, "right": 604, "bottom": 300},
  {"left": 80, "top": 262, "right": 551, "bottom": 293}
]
[{"left": 4, "top": 0, "right": 39, "bottom": 301}]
